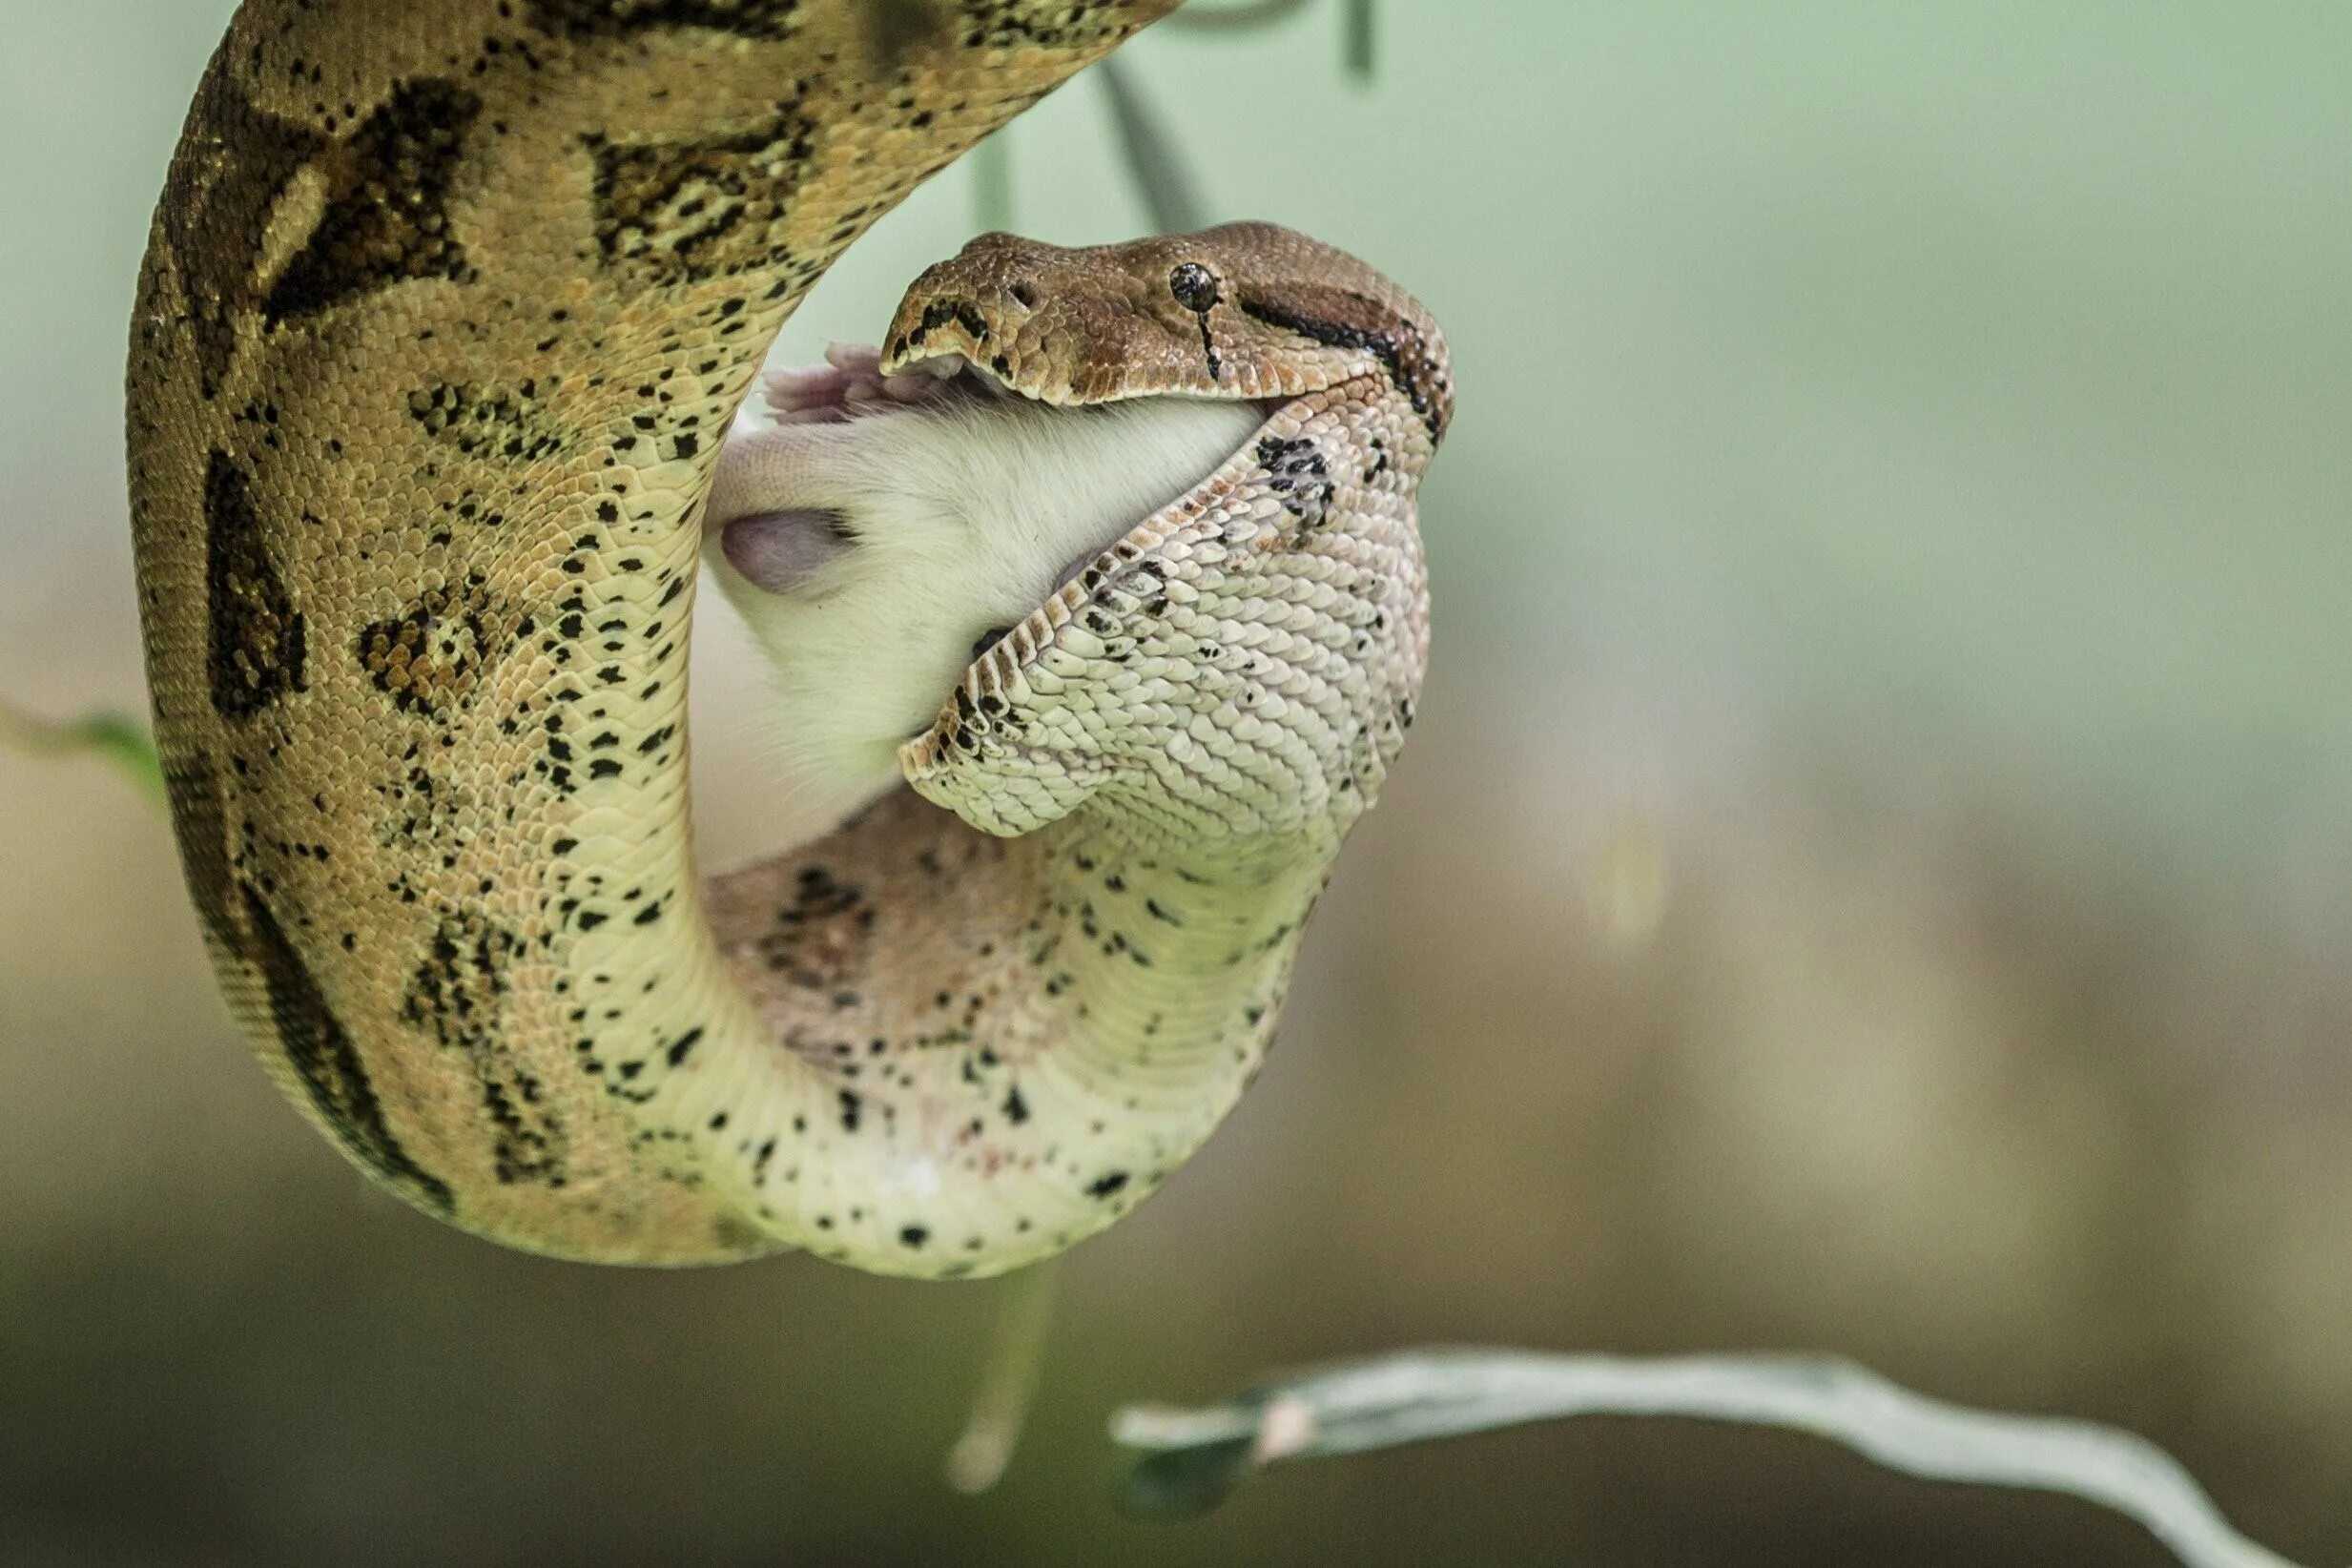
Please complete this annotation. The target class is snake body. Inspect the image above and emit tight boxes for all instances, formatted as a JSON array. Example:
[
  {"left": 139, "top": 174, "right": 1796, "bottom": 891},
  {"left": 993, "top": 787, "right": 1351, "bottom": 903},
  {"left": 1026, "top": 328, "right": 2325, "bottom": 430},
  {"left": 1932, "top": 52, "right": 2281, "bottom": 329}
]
[{"left": 129, "top": 1, "right": 1449, "bottom": 1276}]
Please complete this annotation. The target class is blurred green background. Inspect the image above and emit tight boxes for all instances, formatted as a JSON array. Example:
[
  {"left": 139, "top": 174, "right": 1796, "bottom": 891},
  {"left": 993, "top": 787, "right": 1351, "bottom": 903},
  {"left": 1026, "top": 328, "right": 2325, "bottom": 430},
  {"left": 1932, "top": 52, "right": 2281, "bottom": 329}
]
[{"left": 4, "top": 3, "right": 2348, "bottom": 1563}]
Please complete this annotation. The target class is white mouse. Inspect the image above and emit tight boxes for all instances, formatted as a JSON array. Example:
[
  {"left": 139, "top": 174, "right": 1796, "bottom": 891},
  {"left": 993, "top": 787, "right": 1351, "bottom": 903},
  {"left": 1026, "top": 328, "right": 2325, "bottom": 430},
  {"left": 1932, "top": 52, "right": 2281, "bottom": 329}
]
[{"left": 702, "top": 342, "right": 1263, "bottom": 849}]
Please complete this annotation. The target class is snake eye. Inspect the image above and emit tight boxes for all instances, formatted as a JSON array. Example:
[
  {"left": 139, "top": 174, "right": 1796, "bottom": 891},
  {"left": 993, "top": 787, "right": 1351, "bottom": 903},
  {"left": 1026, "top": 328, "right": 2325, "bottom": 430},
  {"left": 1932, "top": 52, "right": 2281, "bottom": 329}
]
[{"left": 1167, "top": 261, "right": 1219, "bottom": 313}]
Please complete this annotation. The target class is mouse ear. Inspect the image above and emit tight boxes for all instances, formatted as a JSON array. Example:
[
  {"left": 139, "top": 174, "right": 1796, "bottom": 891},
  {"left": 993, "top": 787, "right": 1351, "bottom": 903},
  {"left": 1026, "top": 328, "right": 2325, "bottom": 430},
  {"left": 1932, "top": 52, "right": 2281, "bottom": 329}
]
[{"left": 718, "top": 509, "right": 855, "bottom": 595}]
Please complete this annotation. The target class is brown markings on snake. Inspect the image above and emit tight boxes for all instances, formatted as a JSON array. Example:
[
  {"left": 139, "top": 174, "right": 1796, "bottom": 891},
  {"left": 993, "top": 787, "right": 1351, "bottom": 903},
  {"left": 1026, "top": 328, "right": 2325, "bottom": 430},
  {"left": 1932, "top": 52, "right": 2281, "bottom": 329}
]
[
  {"left": 155, "top": 53, "right": 328, "bottom": 398},
  {"left": 241, "top": 885, "right": 457, "bottom": 1214},
  {"left": 205, "top": 450, "right": 308, "bottom": 719},
  {"left": 162, "top": 756, "right": 241, "bottom": 956},
  {"left": 753, "top": 866, "right": 876, "bottom": 997},
  {"left": 864, "top": 0, "right": 943, "bottom": 62},
  {"left": 262, "top": 78, "right": 482, "bottom": 323},
  {"left": 584, "top": 99, "right": 821, "bottom": 284},
  {"left": 358, "top": 577, "right": 510, "bottom": 718},
  {"left": 1236, "top": 283, "right": 1452, "bottom": 440},
  {"left": 528, "top": 0, "right": 806, "bottom": 40},
  {"left": 371, "top": 761, "right": 477, "bottom": 869},
  {"left": 402, "top": 913, "right": 570, "bottom": 1187},
  {"left": 134, "top": 8, "right": 1426, "bottom": 1271}
]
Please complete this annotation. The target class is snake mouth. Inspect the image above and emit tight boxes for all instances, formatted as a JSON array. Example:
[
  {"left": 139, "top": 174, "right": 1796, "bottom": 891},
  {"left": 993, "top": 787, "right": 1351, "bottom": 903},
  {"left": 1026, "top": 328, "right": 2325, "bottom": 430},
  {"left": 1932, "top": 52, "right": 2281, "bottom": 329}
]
[{"left": 865, "top": 341, "right": 1289, "bottom": 423}]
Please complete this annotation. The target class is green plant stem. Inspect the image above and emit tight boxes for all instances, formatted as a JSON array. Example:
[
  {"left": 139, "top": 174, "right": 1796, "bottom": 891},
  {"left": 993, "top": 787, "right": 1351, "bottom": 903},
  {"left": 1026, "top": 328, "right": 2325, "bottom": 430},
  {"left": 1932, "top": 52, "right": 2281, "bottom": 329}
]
[
  {"left": 943, "top": 1260, "right": 1062, "bottom": 1494},
  {"left": 0, "top": 694, "right": 164, "bottom": 806}
]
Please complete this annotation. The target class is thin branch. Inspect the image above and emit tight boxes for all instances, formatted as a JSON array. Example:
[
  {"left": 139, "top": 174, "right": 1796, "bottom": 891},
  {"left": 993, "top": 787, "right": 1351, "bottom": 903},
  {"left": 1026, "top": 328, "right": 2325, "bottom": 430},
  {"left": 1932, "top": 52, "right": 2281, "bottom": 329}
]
[
  {"left": 1341, "top": 0, "right": 1372, "bottom": 80},
  {"left": 0, "top": 694, "right": 164, "bottom": 806},
  {"left": 1110, "top": 1348, "right": 2304, "bottom": 1568},
  {"left": 1095, "top": 58, "right": 1205, "bottom": 236},
  {"left": 1163, "top": 0, "right": 1316, "bottom": 32},
  {"left": 944, "top": 1260, "right": 1062, "bottom": 1494},
  {"left": 969, "top": 128, "right": 1015, "bottom": 235}
]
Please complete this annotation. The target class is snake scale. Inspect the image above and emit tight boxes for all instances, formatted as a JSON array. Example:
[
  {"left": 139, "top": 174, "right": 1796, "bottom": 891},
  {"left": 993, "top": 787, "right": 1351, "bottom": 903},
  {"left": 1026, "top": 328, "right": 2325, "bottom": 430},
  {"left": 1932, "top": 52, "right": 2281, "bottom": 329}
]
[{"left": 128, "top": 0, "right": 1449, "bottom": 1276}]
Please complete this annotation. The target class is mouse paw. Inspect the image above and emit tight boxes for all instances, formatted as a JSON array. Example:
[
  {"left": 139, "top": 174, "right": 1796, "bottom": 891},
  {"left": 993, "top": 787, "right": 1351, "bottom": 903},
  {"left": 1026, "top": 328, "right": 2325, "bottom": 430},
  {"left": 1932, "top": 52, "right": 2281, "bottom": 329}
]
[{"left": 764, "top": 341, "right": 959, "bottom": 424}]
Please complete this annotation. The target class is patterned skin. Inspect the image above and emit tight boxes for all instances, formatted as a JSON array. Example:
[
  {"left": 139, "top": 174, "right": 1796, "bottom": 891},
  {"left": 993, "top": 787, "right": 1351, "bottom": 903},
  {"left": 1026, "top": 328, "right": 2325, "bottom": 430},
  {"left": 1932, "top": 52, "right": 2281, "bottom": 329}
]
[{"left": 128, "top": 2, "right": 1449, "bottom": 1275}]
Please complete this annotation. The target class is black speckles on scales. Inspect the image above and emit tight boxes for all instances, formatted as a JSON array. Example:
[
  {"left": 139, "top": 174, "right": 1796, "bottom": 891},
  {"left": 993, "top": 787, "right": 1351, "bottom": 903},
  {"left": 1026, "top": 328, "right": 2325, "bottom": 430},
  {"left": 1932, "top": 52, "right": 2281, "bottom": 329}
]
[
  {"left": 1254, "top": 434, "right": 1333, "bottom": 530},
  {"left": 527, "top": 0, "right": 806, "bottom": 40},
  {"left": 357, "top": 579, "right": 509, "bottom": 718},
  {"left": 406, "top": 381, "right": 567, "bottom": 463},
  {"left": 402, "top": 912, "right": 571, "bottom": 1187}
]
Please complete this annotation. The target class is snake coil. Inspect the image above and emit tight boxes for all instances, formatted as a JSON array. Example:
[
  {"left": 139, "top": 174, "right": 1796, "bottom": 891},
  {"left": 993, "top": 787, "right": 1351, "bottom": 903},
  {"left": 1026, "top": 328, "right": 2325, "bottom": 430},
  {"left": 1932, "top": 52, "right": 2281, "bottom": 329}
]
[{"left": 129, "top": 1, "right": 1448, "bottom": 1276}]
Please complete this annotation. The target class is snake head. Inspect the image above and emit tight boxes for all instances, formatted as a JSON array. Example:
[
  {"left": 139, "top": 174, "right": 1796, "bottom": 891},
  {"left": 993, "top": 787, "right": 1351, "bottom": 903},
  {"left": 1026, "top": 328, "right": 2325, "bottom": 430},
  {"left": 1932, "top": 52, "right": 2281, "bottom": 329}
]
[
  {"left": 879, "top": 221, "right": 1453, "bottom": 441},
  {"left": 892, "top": 223, "right": 1440, "bottom": 849}
]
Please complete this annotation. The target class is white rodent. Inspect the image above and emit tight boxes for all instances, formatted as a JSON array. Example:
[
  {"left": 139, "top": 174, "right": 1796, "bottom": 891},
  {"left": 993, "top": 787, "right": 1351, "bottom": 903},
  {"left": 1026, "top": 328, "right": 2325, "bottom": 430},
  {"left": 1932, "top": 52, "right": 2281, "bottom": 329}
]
[{"left": 702, "top": 348, "right": 1263, "bottom": 850}]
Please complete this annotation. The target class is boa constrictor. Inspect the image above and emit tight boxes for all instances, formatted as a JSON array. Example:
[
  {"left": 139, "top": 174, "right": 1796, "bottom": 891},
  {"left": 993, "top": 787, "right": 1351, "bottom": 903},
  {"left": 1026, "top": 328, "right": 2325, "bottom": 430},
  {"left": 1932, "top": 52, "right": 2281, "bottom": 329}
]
[{"left": 129, "top": 0, "right": 1449, "bottom": 1276}]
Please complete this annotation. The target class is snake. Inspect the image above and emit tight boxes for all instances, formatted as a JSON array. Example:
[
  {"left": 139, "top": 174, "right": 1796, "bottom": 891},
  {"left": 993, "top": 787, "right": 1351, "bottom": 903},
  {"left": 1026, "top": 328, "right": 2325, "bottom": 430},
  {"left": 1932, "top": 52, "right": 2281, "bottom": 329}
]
[{"left": 128, "top": 0, "right": 1450, "bottom": 1277}]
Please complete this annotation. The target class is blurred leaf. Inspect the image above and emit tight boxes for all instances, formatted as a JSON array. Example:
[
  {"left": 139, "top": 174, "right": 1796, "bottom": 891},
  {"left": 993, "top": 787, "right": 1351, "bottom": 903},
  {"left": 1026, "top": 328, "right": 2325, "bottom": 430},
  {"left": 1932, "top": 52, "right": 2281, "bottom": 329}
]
[
  {"left": 0, "top": 696, "right": 164, "bottom": 807},
  {"left": 1120, "top": 1427, "right": 1261, "bottom": 1517},
  {"left": 1111, "top": 1349, "right": 2305, "bottom": 1568}
]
